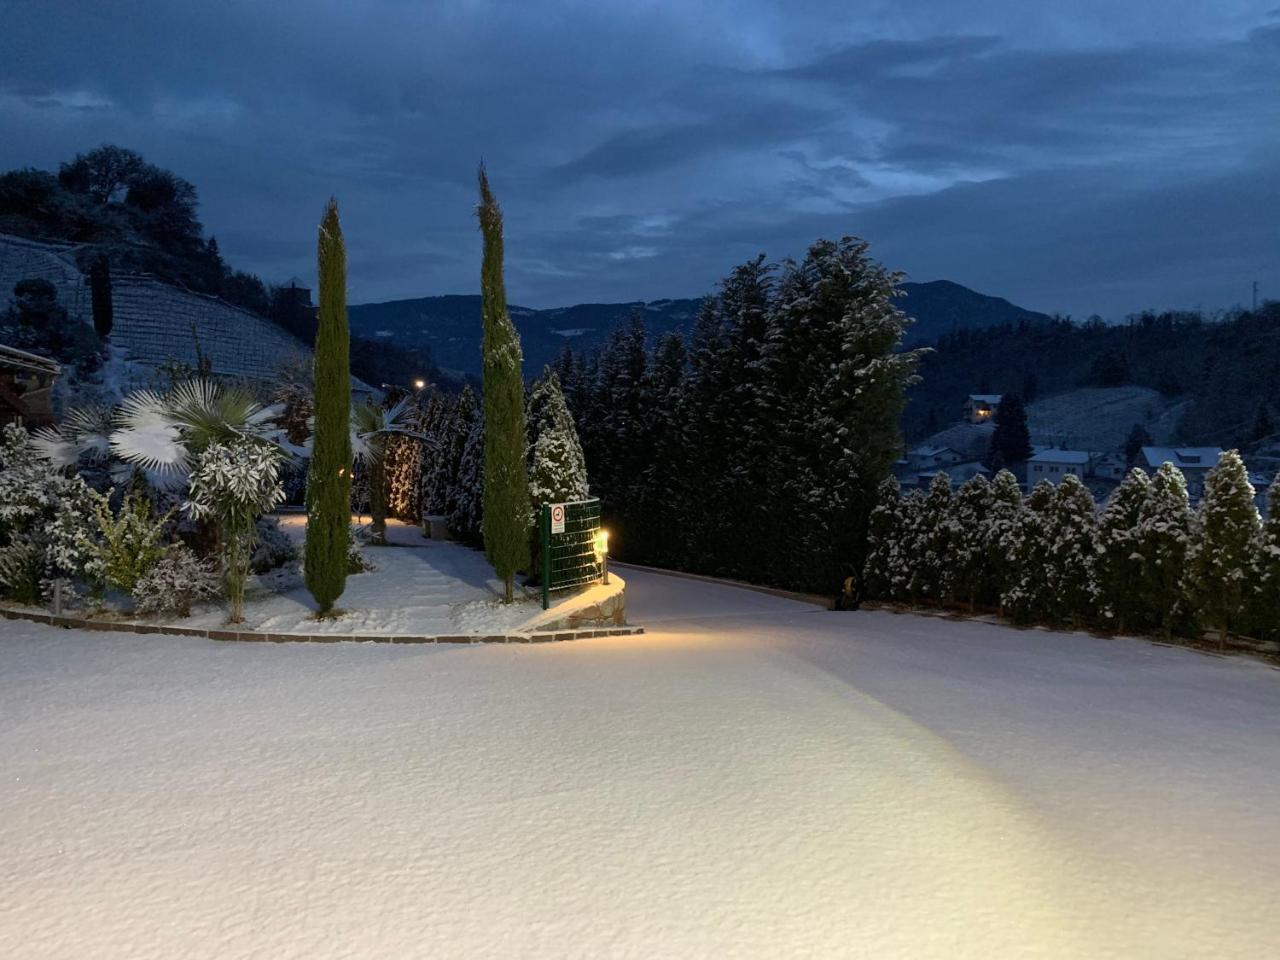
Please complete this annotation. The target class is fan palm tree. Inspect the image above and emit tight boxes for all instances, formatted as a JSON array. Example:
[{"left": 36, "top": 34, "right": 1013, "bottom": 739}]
[{"left": 351, "top": 397, "right": 424, "bottom": 543}]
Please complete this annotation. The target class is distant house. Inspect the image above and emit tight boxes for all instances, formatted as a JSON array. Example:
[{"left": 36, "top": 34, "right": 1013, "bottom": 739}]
[
  {"left": 1027, "top": 448, "right": 1089, "bottom": 484},
  {"left": 0, "top": 343, "right": 60, "bottom": 428},
  {"left": 907, "top": 444, "right": 964, "bottom": 472},
  {"left": 1139, "top": 447, "right": 1223, "bottom": 499},
  {"left": 912, "top": 461, "right": 990, "bottom": 489},
  {"left": 964, "top": 394, "right": 1002, "bottom": 424},
  {"left": 1090, "top": 451, "right": 1128, "bottom": 481}
]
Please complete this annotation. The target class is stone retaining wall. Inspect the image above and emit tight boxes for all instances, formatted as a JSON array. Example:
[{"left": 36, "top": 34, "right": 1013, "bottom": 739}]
[{"left": 1, "top": 606, "right": 643, "bottom": 644}]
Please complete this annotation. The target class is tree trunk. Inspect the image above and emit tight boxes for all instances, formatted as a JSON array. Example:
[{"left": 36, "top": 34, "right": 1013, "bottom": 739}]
[{"left": 369, "top": 447, "right": 387, "bottom": 545}]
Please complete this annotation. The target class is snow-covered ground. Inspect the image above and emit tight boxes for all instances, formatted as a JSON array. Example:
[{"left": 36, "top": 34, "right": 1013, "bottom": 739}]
[
  {"left": 177, "top": 516, "right": 547, "bottom": 636},
  {"left": 2, "top": 568, "right": 1278, "bottom": 958}
]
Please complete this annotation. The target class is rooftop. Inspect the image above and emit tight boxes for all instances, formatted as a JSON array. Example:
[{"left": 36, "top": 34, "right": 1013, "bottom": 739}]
[{"left": 1140, "top": 446, "right": 1223, "bottom": 469}]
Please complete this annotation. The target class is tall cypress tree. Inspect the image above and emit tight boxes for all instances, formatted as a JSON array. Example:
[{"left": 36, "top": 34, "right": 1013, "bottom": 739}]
[
  {"left": 986, "top": 394, "right": 1032, "bottom": 471},
  {"left": 477, "top": 166, "right": 530, "bottom": 602},
  {"left": 1187, "top": 450, "right": 1261, "bottom": 646},
  {"left": 305, "top": 198, "right": 352, "bottom": 615}
]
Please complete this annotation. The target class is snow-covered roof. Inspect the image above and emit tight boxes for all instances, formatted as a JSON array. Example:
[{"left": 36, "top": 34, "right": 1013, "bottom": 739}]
[
  {"left": 1028, "top": 449, "right": 1089, "bottom": 465},
  {"left": 966, "top": 394, "right": 1002, "bottom": 405},
  {"left": 0, "top": 342, "right": 61, "bottom": 375},
  {"left": 1140, "top": 446, "right": 1223, "bottom": 469},
  {"left": 910, "top": 444, "right": 960, "bottom": 458}
]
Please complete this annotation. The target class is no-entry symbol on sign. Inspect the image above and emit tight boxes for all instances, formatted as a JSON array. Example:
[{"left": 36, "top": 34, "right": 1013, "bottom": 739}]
[{"left": 550, "top": 503, "right": 566, "bottom": 534}]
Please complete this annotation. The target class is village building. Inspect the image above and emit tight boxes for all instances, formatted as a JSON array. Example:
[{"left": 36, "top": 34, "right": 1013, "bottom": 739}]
[
  {"left": 1027, "top": 448, "right": 1089, "bottom": 483},
  {"left": 963, "top": 393, "right": 1002, "bottom": 424},
  {"left": 907, "top": 444, "right": 965, "bottom": 472},
  {"left": 1139, "top": 446, "right": 1223, "bottom": 499},
  {"left": 0, "top": 343, "right": 60, "bottom": 428}
]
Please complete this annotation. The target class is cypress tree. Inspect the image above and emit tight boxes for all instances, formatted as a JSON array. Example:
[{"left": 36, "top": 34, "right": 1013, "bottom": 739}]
[
  {"left": 1004, "top": 480, "right": 1055, "bottom": 624},
  {"left": 949, "top": 474, "right": 995, "bottom": 610},
  {"left": 1097, "top": 468, "right": 1152, "bottom": 632},
  {"left": 1252, "top": 474, "right": 1280, "bottom": 642},
  {"left": 304, "top": 198, "right": 352, "bottom": 616},
  {"left": 863, "top": 476, "right": 901, "bottom": 601},
  {"left": 986, "top": 394, "right": 1032, "bottom": 471},
  {"left": 909, "top": 472, "right": 954, "bottom": 603},
  {"left": 477, "top": 167, "right": 530, "bottom": 602},
  {"left": 985, "top": 469, "right": 1024, "bottom": 613},
  {"left": 1137, "top": 461, "right": 1194, "bottom": 637},
  {"left": 1187, "top": 450, "right": 1261, "bottom": 646},
  {"left": 1048, "top": 474, "right": 1099, "bottom": 627}
]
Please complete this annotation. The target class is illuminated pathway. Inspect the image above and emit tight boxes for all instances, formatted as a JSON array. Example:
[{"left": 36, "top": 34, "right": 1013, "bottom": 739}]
[{"left": 2, "top": 569, "right": 1277, "bottom": 958}]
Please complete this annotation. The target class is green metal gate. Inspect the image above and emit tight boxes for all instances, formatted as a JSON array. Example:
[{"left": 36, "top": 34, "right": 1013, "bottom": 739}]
[{"left": 539, "top": 498, "right": 606, "bottom": 609}]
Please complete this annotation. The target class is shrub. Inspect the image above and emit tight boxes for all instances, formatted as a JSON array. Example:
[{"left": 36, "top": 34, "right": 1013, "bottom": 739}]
[
  {"left": 133, "top": 545, "right": 221, "bottom": 618},
  {"left": 91, "top": 489, "right": 172, "bottom": 593},
  {"left": 251, "top": 516, "right": 298, "bottom": 574}
]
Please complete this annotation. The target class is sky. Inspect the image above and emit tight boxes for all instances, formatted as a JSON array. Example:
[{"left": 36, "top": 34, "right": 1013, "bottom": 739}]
[{"left": 1, "top": 1, "right": 1277, "bottom": 317}]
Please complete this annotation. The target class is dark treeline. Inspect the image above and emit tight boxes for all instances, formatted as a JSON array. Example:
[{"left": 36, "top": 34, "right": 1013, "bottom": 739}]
[
  {"left": 549, "top": 237, "right": 922, "bottom": 594},
  {"left": 905, "top": 302, "right": 1280, "bottom": 447}
]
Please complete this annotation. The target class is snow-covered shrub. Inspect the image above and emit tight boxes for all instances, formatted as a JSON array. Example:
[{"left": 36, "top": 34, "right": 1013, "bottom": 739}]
[
  {"left": 133, "top": 544, "right": 221, "bottom": 618},
  {"left": 346, "top": 523, "right": 375, "bottom": 574},
  {"left": 185, "top": 440, "right": 285, "bottom": 622},
  {"left": 863, "top": 477, "right": 901, "bottom": 600},
  {"left": 251, "top": 516, "right": 298, "bottom": 574},
  {"left": 0, "top": 423, "right": 107, "bottom": 604},
  {"left": 1251, "top": 473, "right": 1280, "bottom": 641},
  {"left": 983, "top": 470, "right": 1024, "bottom": 609},
  {"left": 90, "top": 489, "right": 172, "bottom": 594},
  {"left": 907, "top": 472, "right": 954, "bottom": 602}
]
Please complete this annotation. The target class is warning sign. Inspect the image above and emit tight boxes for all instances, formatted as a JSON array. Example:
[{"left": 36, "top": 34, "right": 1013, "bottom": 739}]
[{"left": 550, "top": 503, "right": 566, "bottom": 534}]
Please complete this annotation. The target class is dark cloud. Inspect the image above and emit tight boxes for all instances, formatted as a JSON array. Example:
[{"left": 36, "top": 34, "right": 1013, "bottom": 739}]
[{"left": 0, "top": 1, "right": 1276, "bottom": 317}]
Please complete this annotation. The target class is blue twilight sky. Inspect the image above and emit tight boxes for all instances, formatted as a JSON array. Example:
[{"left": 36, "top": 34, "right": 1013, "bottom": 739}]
[{"left": 1, "top": 0, "right": 1277, "bottom": 316}]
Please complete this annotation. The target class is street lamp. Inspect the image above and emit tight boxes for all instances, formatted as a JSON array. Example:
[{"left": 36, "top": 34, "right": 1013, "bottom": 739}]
[{"left": 413, "top": 378, "right": 426, "bottom": 391}]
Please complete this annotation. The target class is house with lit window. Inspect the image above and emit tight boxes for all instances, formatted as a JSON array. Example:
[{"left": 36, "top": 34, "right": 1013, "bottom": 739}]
[{"left": 963, "top": 394, "right": 1002, "bottom": 424}]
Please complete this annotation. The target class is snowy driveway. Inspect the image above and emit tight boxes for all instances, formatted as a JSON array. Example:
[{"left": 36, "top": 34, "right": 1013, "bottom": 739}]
[{"left": 2, "top": 568, "right": 1278, "bottom": 958}]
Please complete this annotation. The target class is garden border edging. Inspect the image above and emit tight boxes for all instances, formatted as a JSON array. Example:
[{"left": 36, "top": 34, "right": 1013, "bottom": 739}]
[{"left": 0, "top": 606, "right": 643, "bottom": 644}]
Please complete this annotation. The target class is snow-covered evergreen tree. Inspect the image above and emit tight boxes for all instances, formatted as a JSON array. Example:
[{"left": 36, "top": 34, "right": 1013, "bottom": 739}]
[
  {"left": 984, "top": 469, "right": 1024, "bottom": 612},
  {"left": 1047, "top": 474, "right": 1099, "bottom": 627},
  {"left": 1187, "top": 450, "right": 1261, "bottom": 644},
  {"left": 948, "top": 473, "right": 994, "bottom": 610},
  {"left": 908, "top": 472, "right": 953, "bottom": 602},
  {"left": 886, "top": 489, "right": 924, "bottom": 601},
  {"left": 1135, "top": 461, "right": 1194, "bottom": 637},
  {"left": 1252, "top": 473, "right": 1280, "bottom": 641},
  {"left": 1003, "top": 480, "right": 1056, "bottom": 624},
  {"left": 448, "top": 398, "right": 484, "bottom": 545},
  {"left": 863, "top": 477, "right": 901, "bottom": 601},
  {"left": 526, "top": 369, "right": 588, "bottom": 508},
  {"left": 1096, "top": 468, "right": 1152, "bottom": 632}
]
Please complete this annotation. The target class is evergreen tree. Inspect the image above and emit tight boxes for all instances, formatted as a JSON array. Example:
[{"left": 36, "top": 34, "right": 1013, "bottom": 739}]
[
  {"left": 1135, "top": 461, "right": 1194, "bottom": 637},
  {"left": 89, "top": 254, "right": 112, "bottom": 338},
  {"left": 1187, "top": 451, "right": 1261, "bottom": 646},
  {"left": 477, "top": 167, "right": 530, "bottom": 602},
  {"left": 304, "top": 198, "right": 352, "bottom": 616},
  {"left": 1047, "top": 474, "right": 1099, "bottom": 627},
  {"left": 863, "top": 477, "right": 901, "bottom": 601},
  {"left": 527, "top": 369, "right": 589, "bottom": 507},
  {"left": 1252, "top": 474, "right": 1280, "bottom": 642},
  {"left": 764, "top": 237, "right": 922, "bottom": 590},
  {"left": 631, "top": 331, "right": 688, "bottom": 565},
  {"left": 1096, "top": 468, "right": 1152, "bottom": 632},
  {"left": 985, "top": 469, "right": 1024, "bottom": 612},
  {"left": 886, "top": 489, "right": 925, "bottom": 601},
  {"left": 1124, "top": 424, "right": 1153, "bottom": 465},
  {"left": 986, "top": 394, "right": 1032, "bottom": 472},
  {"left": 908, "top": 472, "right": 953, "bottom": 602},
  {"left": 449, "top": 395, "right": 484, "bottom": 544},
  {"left": 949, "top": 474, "right": 994, "bottom": 610},
  {"left": 1248, "top": 404, "right": 1276, "bottom": 444},
  {"left": 1004, "top": 480, "right": 1056, "bottom": 624}
]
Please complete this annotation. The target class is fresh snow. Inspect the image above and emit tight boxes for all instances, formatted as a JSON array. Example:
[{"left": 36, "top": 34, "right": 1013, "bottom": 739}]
[
  {"left": 2, "top": 568, "right": 1278, "bottom": 958},
  {"left": 172, "top": 516, "right": 549, "bottom": 636}
]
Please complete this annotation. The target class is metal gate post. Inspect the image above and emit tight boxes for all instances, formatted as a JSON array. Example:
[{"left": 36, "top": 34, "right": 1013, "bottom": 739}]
[{"left": 540, "top": 503, "right": 551, "bottom": 610}]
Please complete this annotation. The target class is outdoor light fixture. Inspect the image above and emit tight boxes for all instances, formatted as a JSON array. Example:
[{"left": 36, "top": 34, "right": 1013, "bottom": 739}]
[
  {"left": 414, "top": 378, "right": 426, "bottom": 390},
  {"left": 594, "top": 529, "right": 610, "bottom": 584}
]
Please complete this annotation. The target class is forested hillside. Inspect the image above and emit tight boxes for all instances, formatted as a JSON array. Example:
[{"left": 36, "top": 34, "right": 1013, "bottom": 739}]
[{"left": 904, "top": 305, "right": 1280, "bottom": 449}]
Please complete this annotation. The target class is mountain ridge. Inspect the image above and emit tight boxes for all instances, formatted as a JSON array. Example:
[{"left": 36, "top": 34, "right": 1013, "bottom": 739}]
[{"left": 349, "top": 280, "right": 1050, "bottom": 376}]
